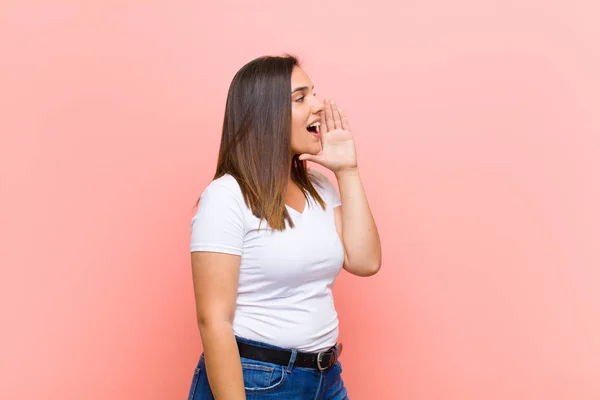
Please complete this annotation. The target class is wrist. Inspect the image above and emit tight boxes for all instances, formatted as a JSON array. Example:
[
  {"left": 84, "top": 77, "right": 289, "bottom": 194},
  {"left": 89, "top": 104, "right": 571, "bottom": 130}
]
[{"left": 334, "top": 167, "right": 360, "bottom": 179}]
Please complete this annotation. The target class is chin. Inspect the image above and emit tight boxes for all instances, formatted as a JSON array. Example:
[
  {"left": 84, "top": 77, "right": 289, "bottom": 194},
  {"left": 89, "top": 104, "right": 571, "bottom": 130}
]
[
  {"left": 308, "top": 140, "right": 322, "bottom": 155},
  {"left": 293, "top": 142, "right": 321, "bottom": 158}
]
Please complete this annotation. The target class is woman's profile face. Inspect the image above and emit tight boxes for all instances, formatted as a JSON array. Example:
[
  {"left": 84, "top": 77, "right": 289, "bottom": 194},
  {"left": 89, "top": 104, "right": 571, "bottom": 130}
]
[{"left": 290, "top": 66, "right": 324, "bottom": 157}]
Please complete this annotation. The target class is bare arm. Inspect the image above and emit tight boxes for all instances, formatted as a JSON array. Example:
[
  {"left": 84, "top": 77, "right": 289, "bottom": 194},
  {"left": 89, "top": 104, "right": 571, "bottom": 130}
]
[
  {"left": 334, "top": 168, "right": 382, "bottom": 277},
  {"left": 191, "top": 251, "right": 246, "bottom": 399},
  {"left": 298, "top": 98, "right": 382, "bottom": 275}
]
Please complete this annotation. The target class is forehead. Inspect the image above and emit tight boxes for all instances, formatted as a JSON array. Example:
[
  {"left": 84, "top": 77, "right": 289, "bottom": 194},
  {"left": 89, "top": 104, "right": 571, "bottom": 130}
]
[{"left": 291, "top": 66, "right": 313, "bottom": 88}]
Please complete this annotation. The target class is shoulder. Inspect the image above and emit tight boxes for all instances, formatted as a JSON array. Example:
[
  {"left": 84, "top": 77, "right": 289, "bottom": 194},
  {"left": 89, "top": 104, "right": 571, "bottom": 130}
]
[
  {"left": 191, "top": 174, "right": 246, "bottom": 253},
  {"left": 197, "top": 174, "right": 247, "bottom": 213},
  {"left": 308, "top": 168, "right": 336, "bottom": 191},
  {"left": 308, "top": 168, "right": 331, "bottom": 186},
  {"left": 201, "top": 174, "right": 243, "bottom": 199},
  {"left": 308, "top": 168, "right": 341, "bottom": 208}
]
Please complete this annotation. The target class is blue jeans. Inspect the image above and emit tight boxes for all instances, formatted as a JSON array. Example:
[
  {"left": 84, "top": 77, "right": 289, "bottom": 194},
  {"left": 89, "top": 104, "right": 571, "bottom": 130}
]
[{"left": 187, "top": 336, "right": 349, "bottom": 399}]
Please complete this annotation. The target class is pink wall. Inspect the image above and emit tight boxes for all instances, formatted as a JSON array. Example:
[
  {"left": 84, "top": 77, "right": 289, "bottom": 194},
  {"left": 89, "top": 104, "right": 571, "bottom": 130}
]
[{"left": 2, "top": 1, "right": 599, "bottom": 399}]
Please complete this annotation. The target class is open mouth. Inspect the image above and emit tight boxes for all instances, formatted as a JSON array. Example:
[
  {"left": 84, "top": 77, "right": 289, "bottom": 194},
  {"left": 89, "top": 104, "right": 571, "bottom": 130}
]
[{"left": 306, "top": 121, "right": 321, "bottom": 138}]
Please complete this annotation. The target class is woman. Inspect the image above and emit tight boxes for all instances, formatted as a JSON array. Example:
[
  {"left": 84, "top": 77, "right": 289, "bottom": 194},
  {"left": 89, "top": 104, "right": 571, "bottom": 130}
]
[{"left": 188, "top": 55, "right": 381, "bottom": 400}]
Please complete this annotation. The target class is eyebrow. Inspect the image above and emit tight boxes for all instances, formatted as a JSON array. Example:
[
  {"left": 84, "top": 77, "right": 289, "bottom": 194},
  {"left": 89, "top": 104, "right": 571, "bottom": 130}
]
[{"left": 291, "top": 85, "right": 314, "bottom": 94}]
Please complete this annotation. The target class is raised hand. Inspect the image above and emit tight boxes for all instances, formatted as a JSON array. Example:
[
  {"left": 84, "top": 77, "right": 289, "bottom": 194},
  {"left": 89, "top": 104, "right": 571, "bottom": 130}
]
[{"left": 299, "top": 99, "right": 358, "bottom": 174}]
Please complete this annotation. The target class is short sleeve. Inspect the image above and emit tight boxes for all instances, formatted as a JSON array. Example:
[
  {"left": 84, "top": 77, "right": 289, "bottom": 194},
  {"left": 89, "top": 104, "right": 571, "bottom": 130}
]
[
  {"left": 310, "top": 169, "right": 342, "bottom": 209},
  {"left": 190, "top": 182, "right": 245, "bottom": 255}
]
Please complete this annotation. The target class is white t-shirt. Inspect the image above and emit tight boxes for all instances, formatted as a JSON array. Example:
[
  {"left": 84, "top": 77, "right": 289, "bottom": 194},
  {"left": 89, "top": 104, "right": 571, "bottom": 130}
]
[{"left": 190, "top": 169, "right": 344, "bottom": 352}]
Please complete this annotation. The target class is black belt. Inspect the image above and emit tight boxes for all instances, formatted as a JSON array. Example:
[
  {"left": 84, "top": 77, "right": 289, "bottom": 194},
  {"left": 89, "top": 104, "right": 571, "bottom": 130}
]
[{"left": 236, "top": 340, "right": 343, "bottom": 371}]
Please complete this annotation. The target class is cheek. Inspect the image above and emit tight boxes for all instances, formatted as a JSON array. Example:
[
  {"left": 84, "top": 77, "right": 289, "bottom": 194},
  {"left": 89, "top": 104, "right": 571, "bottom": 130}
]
[
  {"left": 290, "top": 107, "right": 314, "bottom": 151},
  {"left": 290, "top": 127, "right": 304, "bottom": 149},
  {"left": 291, "top": 113, "right": 303, "bottom": 130},
  {"left": 290, "top": 117, "right": 306, "bottom": 142}
]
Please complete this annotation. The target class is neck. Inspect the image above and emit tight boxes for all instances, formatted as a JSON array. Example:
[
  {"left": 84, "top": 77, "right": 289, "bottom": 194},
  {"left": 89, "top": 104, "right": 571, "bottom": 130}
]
[{"left": 288, "top": 154, "right": 298, "bottom": 189}]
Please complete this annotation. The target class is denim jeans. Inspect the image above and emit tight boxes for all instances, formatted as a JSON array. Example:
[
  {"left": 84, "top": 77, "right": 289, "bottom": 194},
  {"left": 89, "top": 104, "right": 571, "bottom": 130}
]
[{"left": 187, "top": 336, "right": 349, "bottom": 399}]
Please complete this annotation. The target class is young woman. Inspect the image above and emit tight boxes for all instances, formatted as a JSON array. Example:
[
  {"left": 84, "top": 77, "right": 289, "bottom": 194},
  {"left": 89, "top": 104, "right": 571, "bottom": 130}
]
[{"left": 187, "top": 55, "right": 381, "bottom": 400}]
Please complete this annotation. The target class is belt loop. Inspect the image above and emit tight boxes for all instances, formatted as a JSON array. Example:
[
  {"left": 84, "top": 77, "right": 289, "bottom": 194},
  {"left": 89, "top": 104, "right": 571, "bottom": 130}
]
[{"left": 286, "top": 349, "right": 297, "bottom": 373}]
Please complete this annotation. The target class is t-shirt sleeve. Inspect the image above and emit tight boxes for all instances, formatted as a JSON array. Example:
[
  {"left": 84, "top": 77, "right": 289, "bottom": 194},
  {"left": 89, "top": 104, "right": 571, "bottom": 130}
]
[
  {"left": 310, "top": 169, "right": 342, "bottom": 209},
  {"left": 329, "top": 178, "right": 342, "bottom": 208},
  {"left": 190, "top": 182, "right": 245, "bottom": 255}
]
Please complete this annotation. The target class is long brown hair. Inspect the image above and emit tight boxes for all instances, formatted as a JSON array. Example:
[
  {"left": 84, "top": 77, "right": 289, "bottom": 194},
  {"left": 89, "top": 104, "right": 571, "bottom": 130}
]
[{"left": 199, "top": 55, "right": 325, "bottom": 230}]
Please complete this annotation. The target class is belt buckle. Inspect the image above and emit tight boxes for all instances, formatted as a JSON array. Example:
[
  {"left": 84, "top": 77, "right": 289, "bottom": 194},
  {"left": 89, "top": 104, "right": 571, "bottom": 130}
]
[{"left": 317, "top": 348, "right": 337, "bottom": 371}]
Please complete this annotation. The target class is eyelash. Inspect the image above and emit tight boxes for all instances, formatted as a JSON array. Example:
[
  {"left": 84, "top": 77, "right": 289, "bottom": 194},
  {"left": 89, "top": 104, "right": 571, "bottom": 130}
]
[{"left": 296, "top": 93, "right": 317, "bottom": 103}]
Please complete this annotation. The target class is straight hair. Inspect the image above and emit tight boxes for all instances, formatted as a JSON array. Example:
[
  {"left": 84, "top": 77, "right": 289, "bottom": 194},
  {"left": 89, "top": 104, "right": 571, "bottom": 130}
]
[{"left": 198, "top": 55, "right": 325, "bottom": 230}]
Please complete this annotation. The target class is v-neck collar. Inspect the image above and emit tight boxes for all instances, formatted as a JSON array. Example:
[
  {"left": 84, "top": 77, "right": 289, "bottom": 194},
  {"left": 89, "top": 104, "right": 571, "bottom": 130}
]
[{"left": 285, "top": 197, "right": 308, "bottom": 215}]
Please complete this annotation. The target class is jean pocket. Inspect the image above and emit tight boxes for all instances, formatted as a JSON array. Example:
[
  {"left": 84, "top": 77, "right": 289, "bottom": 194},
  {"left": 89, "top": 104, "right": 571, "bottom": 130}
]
[
  {"left": 334, "top": 361, "right": 343, "bottom": 374},
  {"left": 241, "top": 358, "right": 286, "bottom": 393}
]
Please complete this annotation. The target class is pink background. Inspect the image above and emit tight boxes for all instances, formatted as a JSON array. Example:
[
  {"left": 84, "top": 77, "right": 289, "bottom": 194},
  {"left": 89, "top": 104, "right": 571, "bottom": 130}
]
[{"left": 2, "top": 1, "right": 599, "bottom": 399}]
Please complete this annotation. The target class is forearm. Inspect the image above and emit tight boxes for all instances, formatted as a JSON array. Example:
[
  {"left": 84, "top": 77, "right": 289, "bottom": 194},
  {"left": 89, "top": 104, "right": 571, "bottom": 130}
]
[
  {"left": 199, "top": 322, "right": 246, "bottom": 400},
  {"left": 335, "top": 168, "right": 382, "bottom": 275}
]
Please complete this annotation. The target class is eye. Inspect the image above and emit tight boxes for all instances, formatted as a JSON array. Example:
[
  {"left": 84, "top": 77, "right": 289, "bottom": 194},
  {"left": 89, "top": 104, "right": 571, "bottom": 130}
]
[{"left": 295, "top": 96, "right": 305, "bottom": 102}]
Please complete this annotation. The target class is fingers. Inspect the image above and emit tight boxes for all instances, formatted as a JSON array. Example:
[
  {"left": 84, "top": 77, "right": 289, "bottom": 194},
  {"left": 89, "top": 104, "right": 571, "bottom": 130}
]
[
  {"left": 339, "top": 108, "right": 350, "bottom": 131},
  {"left": 324, "top": 99, "right": 335, "bottom": 132},
  {"left": 320, "top": 107, "right": 328, "bottom": 135},
  {"left": 323, "top": 99, "right": 347, "bottom": 131},
  {"left": 330, "top": 101, "right": 342, "bottom": 130}
]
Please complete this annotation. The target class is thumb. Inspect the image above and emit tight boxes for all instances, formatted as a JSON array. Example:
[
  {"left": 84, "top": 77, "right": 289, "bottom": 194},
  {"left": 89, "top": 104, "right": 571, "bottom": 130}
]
[{"left": 299, "top": 153, "right": 325, "bottom": 163}]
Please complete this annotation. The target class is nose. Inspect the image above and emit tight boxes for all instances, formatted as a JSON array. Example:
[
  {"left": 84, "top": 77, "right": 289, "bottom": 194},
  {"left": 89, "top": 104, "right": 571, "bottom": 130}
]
[{"left": 312, "top": 98, "right": 324, "bottom": 115}]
